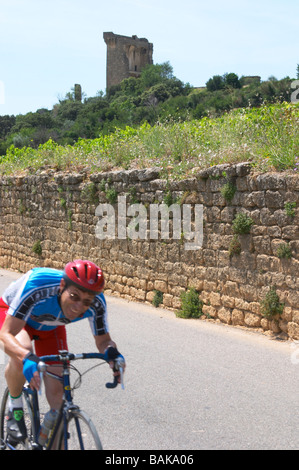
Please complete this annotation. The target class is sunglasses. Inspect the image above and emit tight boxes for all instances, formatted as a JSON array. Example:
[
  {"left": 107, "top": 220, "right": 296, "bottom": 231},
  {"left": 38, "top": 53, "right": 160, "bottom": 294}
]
[{"left": 67, "top": 290, "right": 94, "bottom": 308}]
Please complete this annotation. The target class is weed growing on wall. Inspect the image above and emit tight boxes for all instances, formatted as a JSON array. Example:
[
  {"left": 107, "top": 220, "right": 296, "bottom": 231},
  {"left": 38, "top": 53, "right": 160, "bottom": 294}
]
[
  {"left": 32, "top": 240, "right": 42, "bottom": 256},
  {"left": 152, "top": 290, "right": 163, "bottom": 308},
  {"left": 177, "top": 287, "right": 203, "bottom": 319},
  {"left": 232, "top": 212, "right": 254, "bottom": 234},
  {"left": 81, "top": 182, "right": 99, "bottom": 205},
  {"left": 229, "top": 234, "right": 242, "bottom": 257},
  {"left": 284, "top": 202, "right": 296, "bottom": 218},
  {"left": 220, "top": 182, "right": 236, "bottom": 203},
  {"left": 260, "top": 285, "right": 284, "bottom": 319},
  {"left": 276, "top": 243, "right": 292, "bottom": 259}
]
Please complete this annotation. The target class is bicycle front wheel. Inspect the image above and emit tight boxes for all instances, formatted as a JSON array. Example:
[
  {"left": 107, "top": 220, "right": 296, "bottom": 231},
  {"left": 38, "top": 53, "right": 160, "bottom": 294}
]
[{"left": 57, "top": 409, "right": 102, "bottom": 450}]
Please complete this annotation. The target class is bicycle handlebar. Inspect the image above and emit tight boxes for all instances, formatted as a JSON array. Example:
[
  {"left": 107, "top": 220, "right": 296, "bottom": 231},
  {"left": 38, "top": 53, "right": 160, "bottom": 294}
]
[{"left": 37, "top": 351, "right": 124, "bottom": 389}]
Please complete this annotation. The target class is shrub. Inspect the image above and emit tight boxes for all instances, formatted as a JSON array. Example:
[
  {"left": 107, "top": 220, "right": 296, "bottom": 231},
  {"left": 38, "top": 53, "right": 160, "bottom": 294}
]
[
  {"left": 276, "top": 243, "right": 292, "bottom": 259},
  {"left": 232, "top": 212, "right": 254, "bottom": 234},
  {"left": 260, "top": 285, "right": 284, "bottom": 319},
  {"left": 152, "top": 290, "right": 163, "bottom": 308},
  {"left": 177, "top": 287, "right": 203, "bottom": 319},
  {"left": 105, "top": 188, "right": 118, "bottom": 204},
  {"left": 220, "top": 182, "right": 236, "bottom": 203},
  {"left": 284, "top": 202, "right": 296, "bottom": 218},
  {"left": 32, "top": 240, "right": 42, "bottom": 256}
]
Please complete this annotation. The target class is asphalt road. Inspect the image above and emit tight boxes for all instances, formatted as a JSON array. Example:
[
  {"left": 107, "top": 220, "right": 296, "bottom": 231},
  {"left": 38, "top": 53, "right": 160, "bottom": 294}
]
[{"left": 0, "top": 268, "right": 298, "bottom": 450}]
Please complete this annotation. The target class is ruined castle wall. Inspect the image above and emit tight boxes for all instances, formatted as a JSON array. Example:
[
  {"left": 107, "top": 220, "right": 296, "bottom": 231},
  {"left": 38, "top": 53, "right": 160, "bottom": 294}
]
[
  {"left": 0, "top": 164, "right": 299, "bottom": 340},
  {"left": 103, "top": 32, "right": 153, "bottom": 89}
]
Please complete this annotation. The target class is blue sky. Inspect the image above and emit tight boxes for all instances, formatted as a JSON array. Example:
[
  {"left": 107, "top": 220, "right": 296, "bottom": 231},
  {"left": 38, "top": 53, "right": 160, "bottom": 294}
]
[{"left": 0, "top": 0, "right": 298, "bottom": 116}]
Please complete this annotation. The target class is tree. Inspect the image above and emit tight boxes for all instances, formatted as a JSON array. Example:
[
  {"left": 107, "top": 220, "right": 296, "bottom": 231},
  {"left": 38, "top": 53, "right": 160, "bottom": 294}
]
[
  {"left": 206, "top": 73, "right": 241, "bottom": 91},
  {"left": 0, "top": 115, "right": 16, "bottom": 138},
  {"left": 206, "top": 75, "right": 224, "bottom": 91},
  {"left": 140, "top": 62, "right": 174, "bottom": 88},
  {"left": 224, "top": 73, "right": 241, "bottom": 89}
]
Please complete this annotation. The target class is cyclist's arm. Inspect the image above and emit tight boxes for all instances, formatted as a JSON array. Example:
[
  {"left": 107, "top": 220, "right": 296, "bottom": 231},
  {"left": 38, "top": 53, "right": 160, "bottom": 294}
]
[
  {"left": 0, "top": 315, "right": 29, "bottom": 362},
  {"left": 94, "top": 332, "right": 125, "bottom": 382},
  {"left": 0, "top": 315, "right": 41, "bottom": 390},
  {"left": 94, "top": 332, "right": 116, "bottom": 354}
]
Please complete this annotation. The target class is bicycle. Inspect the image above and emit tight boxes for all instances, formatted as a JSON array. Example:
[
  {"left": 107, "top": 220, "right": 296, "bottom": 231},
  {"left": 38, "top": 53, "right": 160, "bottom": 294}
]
[{"left": 0, "top": 350, "right": 124, "bottom": 450}]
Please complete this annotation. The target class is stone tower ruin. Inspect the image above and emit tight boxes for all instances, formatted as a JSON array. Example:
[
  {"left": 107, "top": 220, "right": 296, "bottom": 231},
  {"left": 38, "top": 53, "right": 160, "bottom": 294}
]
[{"left": 103, "top": 32, "right": 153, "bottom": 90}]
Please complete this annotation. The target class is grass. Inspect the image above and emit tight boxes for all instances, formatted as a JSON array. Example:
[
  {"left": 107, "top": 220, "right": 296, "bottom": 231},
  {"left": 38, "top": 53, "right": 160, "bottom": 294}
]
[{"left": 0, "top": 102, "right": 298, "bottom": 179}]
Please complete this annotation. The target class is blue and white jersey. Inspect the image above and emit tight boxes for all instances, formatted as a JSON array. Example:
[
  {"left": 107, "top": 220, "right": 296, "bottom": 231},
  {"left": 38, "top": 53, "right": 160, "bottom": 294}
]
[{"left": 2, "top": 268, "right": 109, "bottom": 335}]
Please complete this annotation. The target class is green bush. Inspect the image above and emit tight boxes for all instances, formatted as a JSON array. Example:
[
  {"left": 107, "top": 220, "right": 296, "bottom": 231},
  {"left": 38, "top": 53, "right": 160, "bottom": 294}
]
[
  {"left": 177, "top": 287, "right": 203, "bottom": 319},
  {"left": 152, "top": 290, "right": 163, "bottom": 308},
  {"left": 260, "top": 285, "right": 284, "bottom": 319},
  {"left": 276, "top": 243, "right": 292, "bottom": 259},
  {"left": 232, "top": 212, "right": 254, "bottom": 234},
  {"left": 284, "top": 202, "right": 296, "bottom": 218},
  {"left": 221, "top": 182, "right": 236, "bottom": 203},
  {"left": 105, "top": 188, "right": 118, "bottom": 204},
  {"left": 32, "top": 240, "right": 42, "bottom": 256}
]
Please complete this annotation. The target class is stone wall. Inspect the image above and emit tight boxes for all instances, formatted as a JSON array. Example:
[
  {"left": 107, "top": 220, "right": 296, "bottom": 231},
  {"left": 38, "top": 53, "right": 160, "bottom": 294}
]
[{"left": 0, "top": 163, "right": 299, "bottom": 340}]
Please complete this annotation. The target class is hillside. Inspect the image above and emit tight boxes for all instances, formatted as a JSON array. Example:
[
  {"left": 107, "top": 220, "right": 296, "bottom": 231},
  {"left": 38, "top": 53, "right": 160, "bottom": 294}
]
[
  {"left": 0, "top": 101, "right": 298, "bottom": 179},
  {"left": 0, "top": 63, "right": 296, "bottom": 156}
]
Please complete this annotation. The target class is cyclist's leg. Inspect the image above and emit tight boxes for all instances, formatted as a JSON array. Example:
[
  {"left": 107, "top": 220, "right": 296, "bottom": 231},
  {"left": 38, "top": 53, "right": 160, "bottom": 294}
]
[
  {"left": 0, "top": 305, "right": 33, "bottom": 397},
  {"left": 0, "top": 307, "right": 33, "bottom": 443},
  {"left": 4, "top": 329, "right": 33, "bottom": 398},
  {"left": 31, "top": 326, "right": 68, "bottom": 410}
]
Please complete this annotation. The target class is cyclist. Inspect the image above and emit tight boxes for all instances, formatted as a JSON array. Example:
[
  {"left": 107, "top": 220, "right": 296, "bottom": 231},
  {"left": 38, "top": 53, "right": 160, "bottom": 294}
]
[{"left": 0, "top": 259, "right": 125, "bottom": 443}]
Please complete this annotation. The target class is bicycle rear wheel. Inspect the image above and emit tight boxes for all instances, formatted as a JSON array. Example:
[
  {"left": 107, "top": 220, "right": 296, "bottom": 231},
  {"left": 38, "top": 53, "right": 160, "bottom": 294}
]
[
  {"left": 57, "top": 409, "right": 102, "bottom": 450},
  {"left": 0, "top": 387, "right": 36, "bottom": 450}
]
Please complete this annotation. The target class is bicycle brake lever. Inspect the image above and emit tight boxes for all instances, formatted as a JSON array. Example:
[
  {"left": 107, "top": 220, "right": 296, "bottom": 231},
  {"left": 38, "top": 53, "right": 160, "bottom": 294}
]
[
  {"left": 105, "top": 362, "right": 125, "bottom": 390},
  {"left": 119, "top": 366, "right": 125, "bottom": 390}
]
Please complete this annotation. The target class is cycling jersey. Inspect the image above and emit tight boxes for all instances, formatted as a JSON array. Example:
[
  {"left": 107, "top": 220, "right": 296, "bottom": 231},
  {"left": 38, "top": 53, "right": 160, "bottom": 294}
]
[{"left": 1, "top": 268, "right": 109, "bottom": 336}]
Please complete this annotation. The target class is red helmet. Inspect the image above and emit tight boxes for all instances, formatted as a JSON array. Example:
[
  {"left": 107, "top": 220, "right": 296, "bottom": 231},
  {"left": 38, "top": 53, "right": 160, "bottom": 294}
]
[{"left": 63, "top": 259, "right": 105, "bottom": 294}]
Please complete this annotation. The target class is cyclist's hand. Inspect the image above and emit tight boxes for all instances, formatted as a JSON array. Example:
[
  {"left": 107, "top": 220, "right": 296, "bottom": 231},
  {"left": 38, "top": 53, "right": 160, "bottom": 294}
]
[
  {"left": 22, "top": 352, "right": 41, "bottom": 391},
  {"left": 104, "top": 347, "right": 126, "bottom": 383}
]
